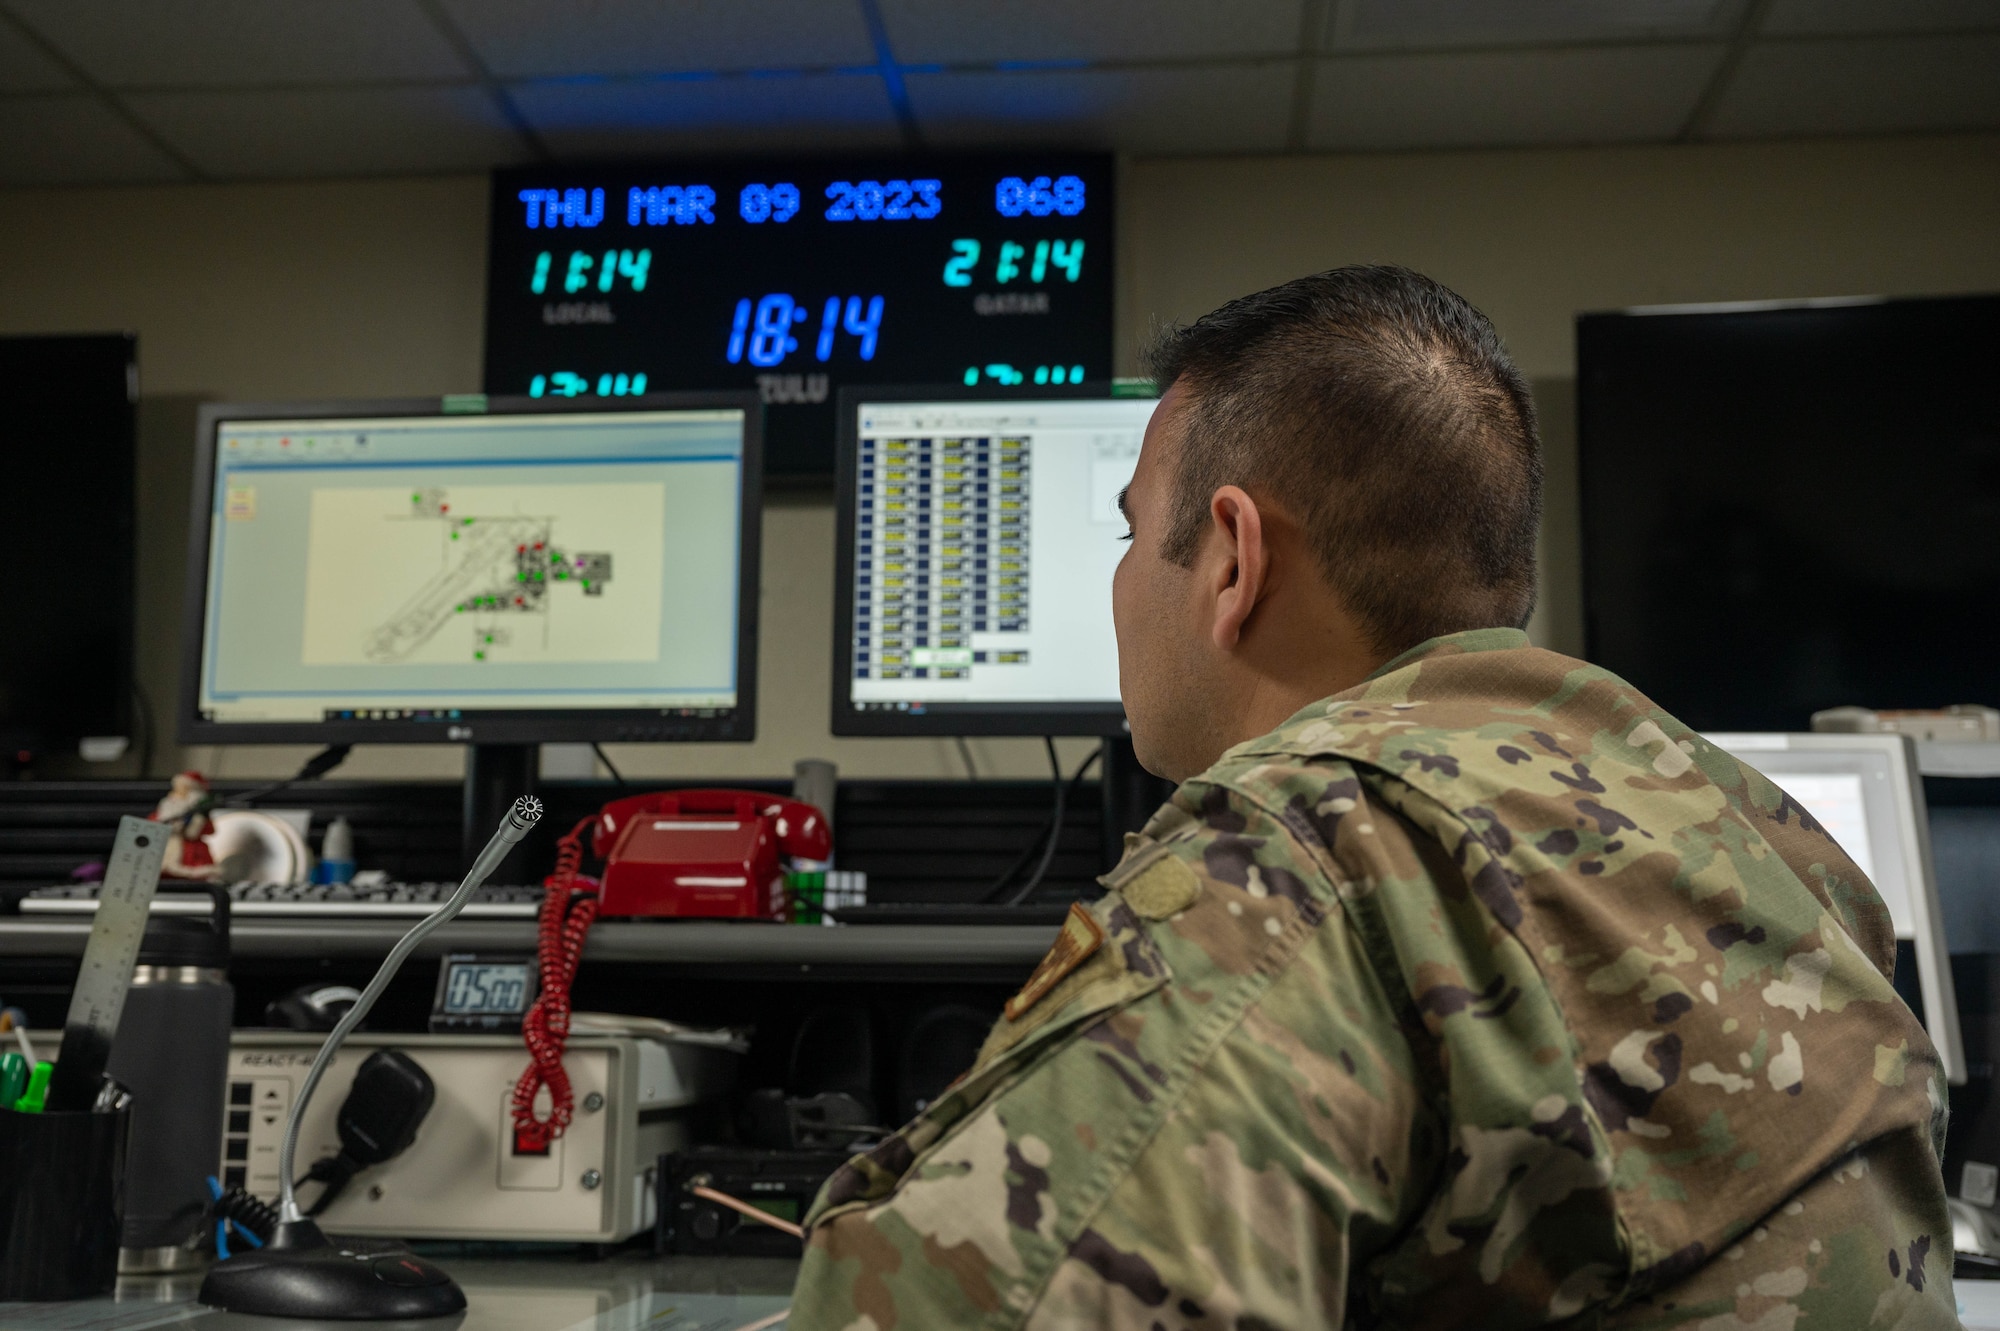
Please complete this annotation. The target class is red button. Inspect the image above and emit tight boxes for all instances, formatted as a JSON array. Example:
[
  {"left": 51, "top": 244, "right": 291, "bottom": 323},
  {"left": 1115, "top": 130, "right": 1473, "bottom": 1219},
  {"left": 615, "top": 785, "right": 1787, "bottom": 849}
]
[{"left": 372, "top": 1256, "right": 449, "bottom": 1287}]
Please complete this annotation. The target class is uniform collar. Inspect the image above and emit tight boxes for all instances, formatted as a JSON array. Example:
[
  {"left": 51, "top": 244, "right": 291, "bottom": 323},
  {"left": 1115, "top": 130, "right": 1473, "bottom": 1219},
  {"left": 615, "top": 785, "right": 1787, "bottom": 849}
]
[
  {"left": 1221, "top": 627, "right": 1535, "bottom": 766},
  {"left": 1363, "top": 626, "right": 1532, "bottom": 682}
]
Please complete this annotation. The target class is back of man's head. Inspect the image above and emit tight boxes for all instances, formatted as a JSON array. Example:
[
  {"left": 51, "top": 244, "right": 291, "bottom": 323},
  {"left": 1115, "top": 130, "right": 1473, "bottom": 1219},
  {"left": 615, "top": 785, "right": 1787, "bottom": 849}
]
[{"left": 1144, "top": 265, "right": 1542, "bottom": 658}]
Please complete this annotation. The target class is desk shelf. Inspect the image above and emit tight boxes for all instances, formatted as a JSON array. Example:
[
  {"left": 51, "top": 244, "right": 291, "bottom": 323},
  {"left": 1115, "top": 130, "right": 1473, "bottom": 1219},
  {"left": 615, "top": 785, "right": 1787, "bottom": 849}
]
[{"left": 0, "top": 916, "right": 1059, "bottom": 970}]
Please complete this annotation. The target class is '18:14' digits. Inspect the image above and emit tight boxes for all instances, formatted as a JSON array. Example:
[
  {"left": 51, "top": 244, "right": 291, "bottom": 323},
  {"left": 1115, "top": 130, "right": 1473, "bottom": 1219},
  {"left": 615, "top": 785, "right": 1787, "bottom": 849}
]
[{"left": 727, "top": 295, "right": 884, "bottom": 368}]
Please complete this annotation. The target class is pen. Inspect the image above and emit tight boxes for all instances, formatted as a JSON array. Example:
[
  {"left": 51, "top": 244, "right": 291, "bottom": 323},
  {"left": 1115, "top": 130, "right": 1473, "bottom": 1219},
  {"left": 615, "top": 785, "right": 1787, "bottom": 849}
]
[
  {"left": 9, "top": 1023, "right": 32, "bottom": 1068},
  {"left": 0, "top": 1051, "right": 26, "bottom": 1107}
]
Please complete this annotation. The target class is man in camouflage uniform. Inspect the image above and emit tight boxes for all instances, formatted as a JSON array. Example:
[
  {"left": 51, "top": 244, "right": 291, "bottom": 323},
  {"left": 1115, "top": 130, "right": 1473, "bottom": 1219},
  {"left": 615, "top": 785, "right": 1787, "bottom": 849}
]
[{"left": 790, "top": 267, "right": 1955, "bottom": 1328}]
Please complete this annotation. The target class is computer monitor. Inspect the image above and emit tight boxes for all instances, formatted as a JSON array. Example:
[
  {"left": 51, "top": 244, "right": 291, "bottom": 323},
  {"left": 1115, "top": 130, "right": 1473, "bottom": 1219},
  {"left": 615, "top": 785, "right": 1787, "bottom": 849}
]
[
  {"left": 831, "top": 386, "right": 1156, "bottom": 737},
  {"left": 1707, "top": 732, "right": 1966, "bottom": 1084},
  {"left": 1578, "top": 294, "right": 2000, "bottom": 731},
  {"left": 178, "top": 394, "right": 760, "bottom": 749}
]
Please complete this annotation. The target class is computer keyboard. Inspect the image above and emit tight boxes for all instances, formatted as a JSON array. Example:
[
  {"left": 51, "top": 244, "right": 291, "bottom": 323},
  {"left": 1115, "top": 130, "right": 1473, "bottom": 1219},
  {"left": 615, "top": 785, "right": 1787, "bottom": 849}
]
[{"left": 20, "top": 881, "right": 547, "bottom": 919}]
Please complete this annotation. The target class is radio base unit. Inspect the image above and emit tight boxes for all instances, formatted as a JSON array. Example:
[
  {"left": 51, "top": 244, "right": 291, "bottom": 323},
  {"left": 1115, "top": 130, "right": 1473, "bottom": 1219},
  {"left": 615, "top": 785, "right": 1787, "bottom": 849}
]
[{"left": 222, "top": 1029, "right": 737, "bottom": 1244}]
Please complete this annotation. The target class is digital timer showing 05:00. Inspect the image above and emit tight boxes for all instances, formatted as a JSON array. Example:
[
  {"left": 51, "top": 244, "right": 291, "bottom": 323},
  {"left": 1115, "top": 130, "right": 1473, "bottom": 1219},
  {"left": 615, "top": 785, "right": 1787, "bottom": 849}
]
[{"left": 728, "top": 295, "right": 884, "bottom": 368}]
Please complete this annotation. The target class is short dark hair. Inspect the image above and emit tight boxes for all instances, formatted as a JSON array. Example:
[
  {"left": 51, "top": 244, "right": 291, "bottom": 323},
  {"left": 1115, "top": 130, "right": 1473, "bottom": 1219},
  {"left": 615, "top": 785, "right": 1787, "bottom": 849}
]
[{"left": 1143, "top": 265, "right": 1542, "bottom": 657}]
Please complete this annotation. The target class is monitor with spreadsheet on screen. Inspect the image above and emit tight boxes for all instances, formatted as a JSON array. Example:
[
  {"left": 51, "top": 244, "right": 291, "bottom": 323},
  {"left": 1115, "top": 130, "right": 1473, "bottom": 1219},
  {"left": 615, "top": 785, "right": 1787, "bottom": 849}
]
[
  {"left": 831, "top": 387, "right": 1155, "bottom": 736},
  {"left": 179, "top": 394, "right": 760, "bottom": 747},
  {"left": 1707, "top": 732, "right": 1965, "bottom": 1083}
]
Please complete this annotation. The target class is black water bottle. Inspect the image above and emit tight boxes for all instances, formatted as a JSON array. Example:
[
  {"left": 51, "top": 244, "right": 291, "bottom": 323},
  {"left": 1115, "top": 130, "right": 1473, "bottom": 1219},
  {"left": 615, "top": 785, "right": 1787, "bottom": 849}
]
[{"left": 106, "top": 884, "right": 233, "bottom": 1273}]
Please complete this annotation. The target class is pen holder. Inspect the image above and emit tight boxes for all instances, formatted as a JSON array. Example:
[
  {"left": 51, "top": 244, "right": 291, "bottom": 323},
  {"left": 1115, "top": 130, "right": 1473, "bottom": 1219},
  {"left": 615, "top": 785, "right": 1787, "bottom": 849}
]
[{"left": 0, "top": 1079, "right": 132, "bottom": 1301}]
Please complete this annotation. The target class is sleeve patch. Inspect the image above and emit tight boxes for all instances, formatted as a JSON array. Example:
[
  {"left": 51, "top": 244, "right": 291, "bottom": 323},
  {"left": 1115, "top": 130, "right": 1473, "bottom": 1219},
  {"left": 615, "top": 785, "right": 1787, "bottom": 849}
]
[{"left": 1005, "top": 902, "right": 1106, "bottom": 1021}]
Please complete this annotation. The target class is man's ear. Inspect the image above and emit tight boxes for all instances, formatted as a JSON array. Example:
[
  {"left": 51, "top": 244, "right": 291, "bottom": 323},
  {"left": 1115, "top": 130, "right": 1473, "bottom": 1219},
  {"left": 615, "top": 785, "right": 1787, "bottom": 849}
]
[{"left": 1207, "top": 485, "right": 1267, "bottom": 650}]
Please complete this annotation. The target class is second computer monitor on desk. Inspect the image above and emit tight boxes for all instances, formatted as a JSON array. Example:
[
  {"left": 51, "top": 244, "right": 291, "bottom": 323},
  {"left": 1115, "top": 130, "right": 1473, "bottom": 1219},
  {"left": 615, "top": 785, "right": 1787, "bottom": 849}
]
[
  {"left": 1707, "top": 731, "right": 1966, "bottom": 1084},
  {"left": 179, "top": 394, "right": 761, "bottom": 747},
  {"left": 832, "top": 387, "right": 1156, "bottom": 736}
]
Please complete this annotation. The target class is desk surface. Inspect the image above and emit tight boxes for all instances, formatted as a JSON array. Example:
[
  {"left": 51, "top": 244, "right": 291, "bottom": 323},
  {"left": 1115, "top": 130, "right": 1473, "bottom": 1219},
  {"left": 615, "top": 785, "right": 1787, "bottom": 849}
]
[
  {"left": 0, "top": 918, "right": 1059, "bottom": 972},
  {"left": 0, "top": 1253, "right": 799, "bottom": 1331},
  {"left": 13, "top": 1255, "right": 2000, "bottom": 1329}
]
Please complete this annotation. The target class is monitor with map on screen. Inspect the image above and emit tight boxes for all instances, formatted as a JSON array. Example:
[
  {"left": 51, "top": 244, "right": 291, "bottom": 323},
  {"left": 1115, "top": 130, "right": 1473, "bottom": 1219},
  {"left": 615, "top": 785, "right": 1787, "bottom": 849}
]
[
  {"left": 182, "top": 396, "right": 758, "bottom": 746},
  {"left": 831, "top": 386, "right": 1156, "bottom": 737},
  {"left": 179, "top": 395, "right": 760, "bottom": 862}
]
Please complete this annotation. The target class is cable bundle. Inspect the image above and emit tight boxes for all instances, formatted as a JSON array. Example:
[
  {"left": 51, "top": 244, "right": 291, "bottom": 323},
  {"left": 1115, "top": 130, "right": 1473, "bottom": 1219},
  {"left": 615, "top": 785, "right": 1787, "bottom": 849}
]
[
  {"left": 207, "top": 1177, "right": 278, "bottom": 1257},
  {"left": 509, "top": 817, "right": 600, "bottom": 1152}
]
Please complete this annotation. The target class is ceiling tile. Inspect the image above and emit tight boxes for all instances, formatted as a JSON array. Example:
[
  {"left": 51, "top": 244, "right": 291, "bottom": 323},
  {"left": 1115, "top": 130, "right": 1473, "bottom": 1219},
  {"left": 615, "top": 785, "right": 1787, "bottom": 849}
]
[
  {"left": 126, "top": 86, "right": 530, "bottom": 178},
  {"left": 0, "top": 93, "right": 186, "bottom": 184},
  {"left": 0, "top": 16, "right": 72, "bottom": 91},
  {"left": 878, "top": 0, "right": 1302, "bottom": 64},
  {"left": 511, "top": 73, "right": 901, "bottom": 157},
  {"left": 1330, "top": 0, "right": 1744, "bottom": 50},
  {"left": 1706, "top": 34, "right": 2000, "bottom": 137},
  {"left": 1762, "top": 0, "right": 2000, "bottom": 35},
  {"left": 1309, "top": 45, "right": 1722, "bottom": 149},
  {"left": 907, "top": 64, "right": 1294, "bottom": 154},
  {"left": 4, "top": 0, "right": 469, "bottom": 87},
  {"left": 436, "top": 0, "right": 877, "bottom": 77}
]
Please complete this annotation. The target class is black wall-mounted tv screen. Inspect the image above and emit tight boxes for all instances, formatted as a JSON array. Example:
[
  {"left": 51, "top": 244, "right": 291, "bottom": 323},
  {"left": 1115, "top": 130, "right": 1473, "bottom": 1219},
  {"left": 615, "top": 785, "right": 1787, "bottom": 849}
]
[
  {"left": 483, "top": 155, "right": 1114, "bottom": 483},
  {"left": 0, "top": 333, "right": 136, "bottom": 759},
  {"left": 1578, "top": 294, "right": 2000, "bottom": 732}
]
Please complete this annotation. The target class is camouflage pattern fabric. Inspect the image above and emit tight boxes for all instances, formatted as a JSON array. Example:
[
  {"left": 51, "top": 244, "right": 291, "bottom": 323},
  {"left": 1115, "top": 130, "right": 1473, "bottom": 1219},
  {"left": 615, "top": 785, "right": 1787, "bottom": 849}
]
[{"left": 791, "top": 628, "right": 1957, "bottom": 1330}]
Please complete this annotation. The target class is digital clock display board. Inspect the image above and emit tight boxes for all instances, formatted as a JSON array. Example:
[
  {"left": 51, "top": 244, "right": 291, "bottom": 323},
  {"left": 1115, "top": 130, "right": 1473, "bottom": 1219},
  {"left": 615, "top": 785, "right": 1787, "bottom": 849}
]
[{"left": 483, "top": 154, "right": 1113, "bottom": 481}]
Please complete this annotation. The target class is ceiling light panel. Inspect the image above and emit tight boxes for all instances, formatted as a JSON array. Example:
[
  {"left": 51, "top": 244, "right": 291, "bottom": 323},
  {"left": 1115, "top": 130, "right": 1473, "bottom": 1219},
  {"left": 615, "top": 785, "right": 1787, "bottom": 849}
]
[
  {"left": 509, "top": 71, "right": 902, "bottom": 156},
  {"left": 877, "top": 0, "right": 1303, "bottom": 64},
  {"left": 1330, "top": 0, "right": 1745, "bottom": 50},
  {"left": 126, "top": 86, "right": 531, "bottom": 179},
  {"left": 1705, "top": 34, "right": 2000, "bottom": 137},
  {"left": 906, "top": 63, "right": 1295, "bottom": 154},
  {"left": 1309, "top": 44, "right": 1723, "bottom": 149},
  {"left": 4, "top": 0, "right": 471, "bottom": 86},
  {"left": 0, "top": 93, "right": 186, "bottom": 184},
  {"left": 437, "top": 0, "right": 877, "bottom": 77},
  {"left": 0, "top": 18, "right": 72, "bottom": 91},
  {"left": 1763, "top": 0, "right": 2000, "bottom": 34}
]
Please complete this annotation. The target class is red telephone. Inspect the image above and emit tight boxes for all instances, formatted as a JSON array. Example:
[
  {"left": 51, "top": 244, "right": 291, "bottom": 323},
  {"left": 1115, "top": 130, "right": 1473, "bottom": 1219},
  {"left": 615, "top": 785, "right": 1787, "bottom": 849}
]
[
  {"left": 513, "top": 787, "right": 832, "bottom": 1151},
  {"left": 592, "top": 788, "right": 832, "bottom": 920}
]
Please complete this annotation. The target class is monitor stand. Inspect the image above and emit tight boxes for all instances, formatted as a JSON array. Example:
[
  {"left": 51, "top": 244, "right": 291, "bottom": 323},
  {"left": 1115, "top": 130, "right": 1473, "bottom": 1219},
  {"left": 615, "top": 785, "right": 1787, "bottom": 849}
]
[{"left": 463, "top": 743, "right": 542, "bottom": 885}]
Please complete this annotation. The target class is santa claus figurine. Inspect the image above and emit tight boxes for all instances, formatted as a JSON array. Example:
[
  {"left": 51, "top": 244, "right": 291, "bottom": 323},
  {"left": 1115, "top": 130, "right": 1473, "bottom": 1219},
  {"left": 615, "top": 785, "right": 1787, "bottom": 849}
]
[{"left": 151, "top": 770, "right": 220, "bottom": 880}]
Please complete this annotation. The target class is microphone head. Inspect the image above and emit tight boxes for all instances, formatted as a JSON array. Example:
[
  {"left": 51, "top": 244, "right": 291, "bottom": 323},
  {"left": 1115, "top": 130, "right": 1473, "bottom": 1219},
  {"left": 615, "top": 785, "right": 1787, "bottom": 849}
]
[{"left": 502, "top": 796, "right": 544, "bottom": 843}]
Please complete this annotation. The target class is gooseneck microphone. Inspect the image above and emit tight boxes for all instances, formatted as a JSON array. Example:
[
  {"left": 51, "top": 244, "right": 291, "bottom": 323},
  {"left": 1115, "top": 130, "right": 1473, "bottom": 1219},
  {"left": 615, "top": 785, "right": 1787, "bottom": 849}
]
[{"left": 199, "top": 797, "right": 543, "bottom": 1320}]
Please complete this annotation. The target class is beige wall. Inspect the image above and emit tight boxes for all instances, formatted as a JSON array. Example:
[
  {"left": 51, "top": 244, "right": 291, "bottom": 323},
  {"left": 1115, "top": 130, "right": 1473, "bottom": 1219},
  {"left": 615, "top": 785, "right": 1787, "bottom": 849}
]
[{"left": 4, "top": 132, "right": 1996, "bottom": 780}]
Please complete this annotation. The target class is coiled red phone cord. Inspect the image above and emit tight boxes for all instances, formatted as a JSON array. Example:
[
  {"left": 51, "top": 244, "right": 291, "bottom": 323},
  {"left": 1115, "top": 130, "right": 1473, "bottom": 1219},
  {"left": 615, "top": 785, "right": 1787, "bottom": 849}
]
[{"left": 510, "top": 816, "right": 599, "bottom": 1152}]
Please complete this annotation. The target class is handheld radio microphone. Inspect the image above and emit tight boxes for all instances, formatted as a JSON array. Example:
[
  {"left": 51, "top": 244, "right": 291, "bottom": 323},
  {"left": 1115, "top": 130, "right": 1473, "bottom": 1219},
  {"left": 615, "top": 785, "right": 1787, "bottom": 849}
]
[{"left": 198, "top": 797, "right": 543, "bottom": 1320}]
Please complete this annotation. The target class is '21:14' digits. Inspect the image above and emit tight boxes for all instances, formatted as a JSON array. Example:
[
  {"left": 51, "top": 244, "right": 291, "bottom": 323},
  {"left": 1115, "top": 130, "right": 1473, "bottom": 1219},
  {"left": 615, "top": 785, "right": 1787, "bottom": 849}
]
[
  {"left": 727, "top": 295, "right": 885, "bottom": 368},
  {"left": 942, "top": 239, "right": 1083, "bottom": 288}
]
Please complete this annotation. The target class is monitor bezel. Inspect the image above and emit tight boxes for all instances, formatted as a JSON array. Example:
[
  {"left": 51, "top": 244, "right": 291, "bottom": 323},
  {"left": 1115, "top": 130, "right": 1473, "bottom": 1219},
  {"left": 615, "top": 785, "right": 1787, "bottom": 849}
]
[
  {"left": 177, "top": 391, "right": 763, "bottom": 747},
  {"left": 829, "top": 381, "right": 1142, "bottom": 738}
]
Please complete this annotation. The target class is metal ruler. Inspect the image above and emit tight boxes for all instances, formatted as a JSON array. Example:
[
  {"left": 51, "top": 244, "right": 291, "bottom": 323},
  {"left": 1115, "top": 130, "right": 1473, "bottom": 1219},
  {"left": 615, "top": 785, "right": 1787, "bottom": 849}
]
[{"left": 45, "top": 816, "right": 168, "bottom": 1112}]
